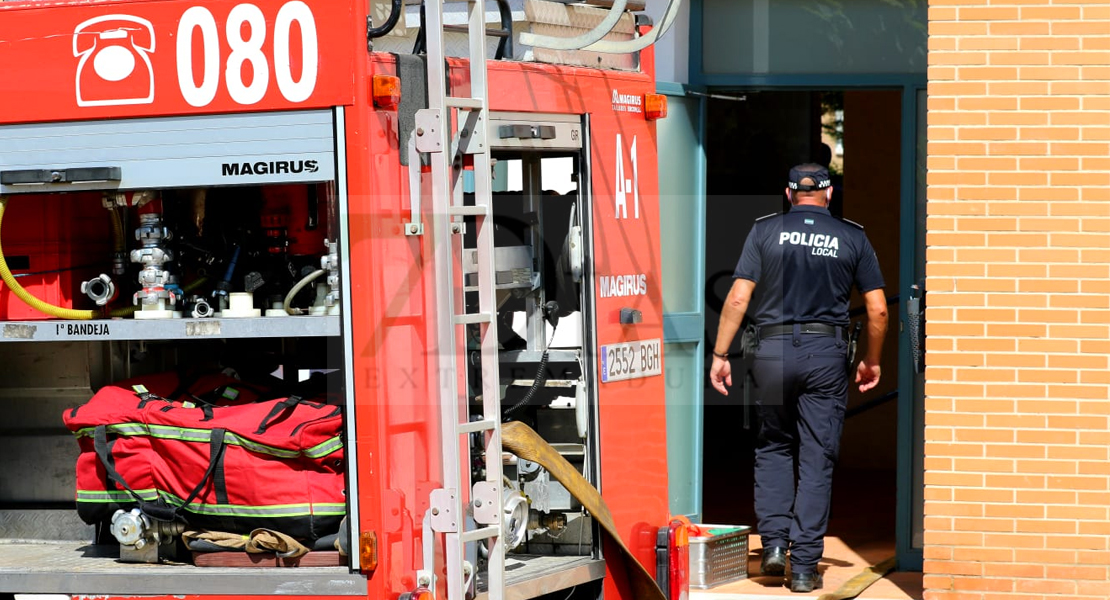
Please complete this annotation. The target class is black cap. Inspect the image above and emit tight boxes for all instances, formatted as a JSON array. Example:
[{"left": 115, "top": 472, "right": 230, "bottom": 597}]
[{"left": 787, "top": 164, "right": 832, "bottom": 192}]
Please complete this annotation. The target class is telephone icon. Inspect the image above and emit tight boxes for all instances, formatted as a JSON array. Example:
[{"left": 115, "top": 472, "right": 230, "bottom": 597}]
[{"left": 73, "top": 15, "right": 156, "bottom": 107}]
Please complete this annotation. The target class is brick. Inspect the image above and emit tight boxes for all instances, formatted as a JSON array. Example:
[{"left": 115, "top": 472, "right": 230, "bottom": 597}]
[
  {"left": 1048, "top": 353, "right": 1109, "bottom": 369},
  {"left": 932, "top": 51, "right": 989, "bottom": 65},
  {"left": 930, "top": 81, "right": 990, "bottom": 96},
  {"left": 953, "top": 574, "right": 1012, "bottom": 592},
  {"left": 988, "top": 141, "right": 1047, "bottom": 155},
  {"left": 1017, "top": 338, "right": 1076, "bottom": 353},
  {"left": 991, "top": 21, "right": 1050, "bottom": 35},
  {"left": 1020, "top": 97, "right": 1080, "bottom": 112},
  {"left": 1016, "top": 518, "right": 1078, "bottom": 534},
  {"left": 1019, "top": 217, "right": 1080, "bottom": 232},
  {"left": 1016, "top": 309, "right": 1080, "bottom": 324},
  {"left": 1054, "top": 113, "right": 1110, "bottom": 129},
  {"left": 1050, "top": 415, "right": 1108, "bottom": 430},
  {"left": 1053, "top": 81, "right": 1110, "bottom": 95},
  {"left": 1018, "top": 278, "right": 1078, "bottom": 293},
  {"left": 986, "top": 353, "right": 1045, "bottom": 368},
  {"left": 962, "top": 6, "right": 1020, "bottom": 19},
  {"left": 957, "top": 126, "right": 1019, "bottom": 141},
  {"left": 1017, "top": 186, "right": 1082, "bottom": 201},
  {"left": 1016, "top": 429, "right": 1077, "bottom": 444},
  {"left": 1015, "top": 548, "right": 1077, "bottom": 565},
  {"left": 1018, "top": 156, "right": 1079, "bottom": 170},
  {"left": 981, "top": 533, "right": 1044, "bottom": 549},
  {"left": 1055, "top": 51, "right": 1110, "bottom": 66},
  {"left": 955, "top": 337, "right": 1013, "bottom": 351},
  {"left": 1055, "top": 324, "right": 1110, "bottom": 339},
  {"left": 962, "top": 37, "right": 1020, "bottom": 51},
  {"left": 1052, "top": 22, "right": 1110, "bottom": 36},
  {"left": 932, "top": 142, "right": 989, "bottom": 156},
  {"left": 1015, "top": 489, "right": 1076, "bottom": 505},
  {"left": 1021, "top": 126, "right": 1080, "bottom": 141},
  {"left": 1048, "top": 445, "right": 1109, "bottom": 461},
  {"left": 984, "top": 383, "right": 1046, "bottom": 398},
  {"left": 985, "top": 442, "right": 1043, "bottom": 457},
  {"left": 1015, "top": 399, "right": 1078, "bottom": 414},
  {"left": 990, "top": 51, "right": 1054, "bottom": 67},
  {"left": 1021, "top": 66, "right": 1082, "bottom": 81},
  {"left": 1015, "top": 459, "right": 1078, "bottom": 475},
  {"left": 1082, "top": 127, "right": 1110, "bottom": 141},
  {"left": 1048, "top": 505, "right": 1107, "bottom": 520},
  {"left": 983, "top": 563, "right": 1045, "bottom": 579},
  {"left": 989, "top": 81, "right": 1050, "bottom": 96},
  {"left": 958, "top": 96, "right": 1017, "bottom": 111},
  {"left": 931, "top": 111, "right": 989, "bottom": 126},
  {"left": 925, "top": 471, "right": 985, "bottom": 487},
  {"left": 1022, "top": 5, "right": 1083, "bottom": 18},
  {"left": 929, "top": 441, "right": 989, "bottom": 457},
  {"left": 957, "top": 156, "right": 1016, "bottom": 171},
  {"left": 983, "top": 503, "right": 1044, "bottom": 519},
  {"left": 1047, "top": 475, "right": 1109, "bottom": 491},
  {"left": 1014, "top": 579, "right": 1077, "bottom": 595},
  {"left": 1021, "top": 36, "right": 1081, "bottom": 51},
  {"left": 1077, "top": 550, "right": 1110, "bottom": 565},
  {"left": 1050, "top": 142, "right": 1110, "bottom": 156}
]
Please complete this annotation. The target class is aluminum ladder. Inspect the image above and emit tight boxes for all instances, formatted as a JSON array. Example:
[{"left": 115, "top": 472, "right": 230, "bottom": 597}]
[{"left": 417, "top": 1, "right": 506, "bottom": 598}]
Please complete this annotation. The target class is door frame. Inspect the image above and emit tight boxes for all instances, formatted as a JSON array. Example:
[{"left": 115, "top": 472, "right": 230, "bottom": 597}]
[{"left": 679, "top": 73, "right": 926, "bottom": 571}]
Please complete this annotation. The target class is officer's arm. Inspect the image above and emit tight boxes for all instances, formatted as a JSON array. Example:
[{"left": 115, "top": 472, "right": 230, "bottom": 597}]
[
  {"left": 862, "top": 288, "right": 888, "bottom": 365},
  {"left": 714, "top": 278, "right": 756, "bottom": 357}
]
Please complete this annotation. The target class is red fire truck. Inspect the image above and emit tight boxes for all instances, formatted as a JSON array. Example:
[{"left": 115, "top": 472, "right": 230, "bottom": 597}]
[{"left": 0, "top": 0, "right": 684, "bottom": 599}]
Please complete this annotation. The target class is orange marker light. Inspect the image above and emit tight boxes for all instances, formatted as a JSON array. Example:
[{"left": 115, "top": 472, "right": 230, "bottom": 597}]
[
  {"left": 359, "top": 531, "right": 378, "bottom": 572},
  {"left": 373, "top": 74, "right": 401, "bottom": 110},
  {"left": 644, "top": 93, "right": 668, "bottom": 120}
]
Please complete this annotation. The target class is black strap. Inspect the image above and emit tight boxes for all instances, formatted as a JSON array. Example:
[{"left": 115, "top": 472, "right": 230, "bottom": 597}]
[
  {"left": 93, "top": 425, "right": 145, "bottom": 504},
  {"left": 213, "top": 438, "right": 229, "bottom": 505},
  {"left": 178, "top": 428, "right": 227, "bottom": 510},
  {"left": 255, "top": 396, "right": 303, "bottom": 434},
  {"left": 92, "top": 425, "right": 228, "bottom": 523}
]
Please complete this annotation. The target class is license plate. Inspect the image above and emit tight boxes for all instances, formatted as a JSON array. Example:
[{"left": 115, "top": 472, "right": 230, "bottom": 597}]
[{"left": 600, "top": 338, "right": 662, "bottom": 383}]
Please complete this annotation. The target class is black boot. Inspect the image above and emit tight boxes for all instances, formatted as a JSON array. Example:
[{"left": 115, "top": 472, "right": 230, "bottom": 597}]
[
  {"left": 790, "top": 571, "right": 823, "bottom": 593},
  {"left": 760, "top": 546, "right": 787, "bottom": 576}
]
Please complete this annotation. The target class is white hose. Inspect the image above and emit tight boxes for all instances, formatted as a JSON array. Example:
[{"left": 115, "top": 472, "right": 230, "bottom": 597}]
[{"left": 283, "top": 269, "right": 325, "bottom": 315}]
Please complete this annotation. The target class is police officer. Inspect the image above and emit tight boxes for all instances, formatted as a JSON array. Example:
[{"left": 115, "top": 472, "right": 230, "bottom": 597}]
[{"left": 709, "top": 164, "right": 888, "bottom": 593}]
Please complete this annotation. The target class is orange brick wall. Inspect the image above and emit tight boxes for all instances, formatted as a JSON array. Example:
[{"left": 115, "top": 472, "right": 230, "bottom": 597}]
[{"left": 926, "top": 0, "right": 1110, "bottom": 598}]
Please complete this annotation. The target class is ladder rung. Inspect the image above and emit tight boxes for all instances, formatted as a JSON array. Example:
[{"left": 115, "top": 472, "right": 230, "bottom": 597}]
[
  {"left": 458, "top": 419, "right": 497, "bottom": 434},
  {"left": 448, "top": 205, "right": 489, "bottom": 217},
  {"left": 446, "top": 97, "right": 484, "bottom": 110},
  {"left": 461, "top": 526, "right": 500, "bottom": 543},
  {"left": 454, "top": 312, "right": 493, "bottom": 325}
]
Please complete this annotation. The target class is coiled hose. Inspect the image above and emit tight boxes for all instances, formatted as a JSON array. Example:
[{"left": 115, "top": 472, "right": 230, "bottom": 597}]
[{"left": 0, "top": 196, "right": 98, "bottom": 320}]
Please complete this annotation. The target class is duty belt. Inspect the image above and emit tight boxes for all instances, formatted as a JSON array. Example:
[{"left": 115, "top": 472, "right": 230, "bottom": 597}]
[{"left": 759, "top": 322, "right": 846, "bottom": 340}]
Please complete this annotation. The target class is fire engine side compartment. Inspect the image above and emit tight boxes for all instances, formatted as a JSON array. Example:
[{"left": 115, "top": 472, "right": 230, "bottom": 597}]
[{"left": 350, "top": 54, "right": 668, "bottom": 600}]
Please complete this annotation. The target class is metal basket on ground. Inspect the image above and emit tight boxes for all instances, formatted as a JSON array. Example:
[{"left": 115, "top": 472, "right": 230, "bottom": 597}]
[{"left": 688, "top": 524, "right": 751, "bottom": 589}]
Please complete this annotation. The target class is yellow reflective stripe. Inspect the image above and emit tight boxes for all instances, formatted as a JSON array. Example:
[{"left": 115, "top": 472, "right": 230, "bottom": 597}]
[
  {"left": 76, "top": 489, "right": 158, "bottom": 502},
  {"left": 74, "top": 423, "right": 343, "bottom": 460},
  {"left": 77, "top": 490, "right": 347, "bottom": 518}
]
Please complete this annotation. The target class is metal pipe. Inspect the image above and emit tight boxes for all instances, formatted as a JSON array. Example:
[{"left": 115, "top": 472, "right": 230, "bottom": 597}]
[
  {"left": 520, "top": 0, "right": 628, "bottom": 51},
  {"left": 582, "top": 0, "right": 682, "bottom": 54},
  {"left": 367, "top": 0, "right": 403, "bottom": 44}
]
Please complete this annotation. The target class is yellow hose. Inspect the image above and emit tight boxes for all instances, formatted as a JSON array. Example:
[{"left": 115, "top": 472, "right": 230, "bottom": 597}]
[{"left": 0, "top": 197, "right": 97, "bottom": 320}]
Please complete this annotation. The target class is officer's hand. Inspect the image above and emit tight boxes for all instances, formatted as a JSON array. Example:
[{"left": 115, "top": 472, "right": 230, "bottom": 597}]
[
  {"left": 710, "top": 356, "right": 732, "bottom": 396},
  {"left": 856, "top": 360, "right": 881, "bottom": 392}
]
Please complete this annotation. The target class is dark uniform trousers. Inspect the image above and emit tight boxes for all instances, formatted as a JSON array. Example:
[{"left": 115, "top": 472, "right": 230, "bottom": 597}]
[{"left": 751, "top": 325, "right": 848, "bottom": 574}]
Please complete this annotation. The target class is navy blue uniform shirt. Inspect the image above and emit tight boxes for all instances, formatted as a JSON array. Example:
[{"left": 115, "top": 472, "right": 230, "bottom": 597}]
[{"left": 733, "top": 205, "right": 884, "bottom": 328}]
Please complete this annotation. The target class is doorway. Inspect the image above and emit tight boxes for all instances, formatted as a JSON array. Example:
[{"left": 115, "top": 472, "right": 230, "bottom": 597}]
[{"left": 699, "top": 89, "right": 914, "bottom": 594}]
